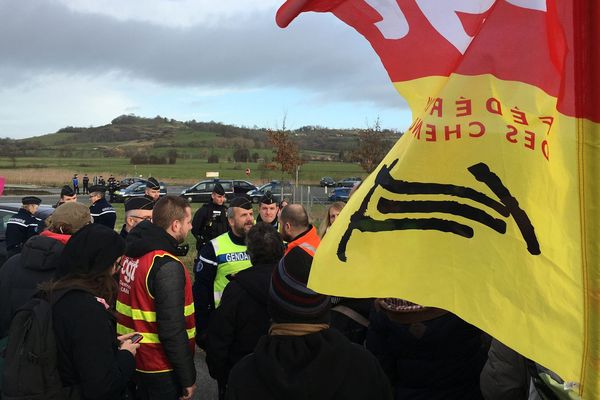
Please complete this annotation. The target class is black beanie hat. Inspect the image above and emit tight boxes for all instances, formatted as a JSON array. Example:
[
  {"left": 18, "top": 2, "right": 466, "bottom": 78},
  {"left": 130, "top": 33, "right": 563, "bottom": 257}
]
[
  {"left": 268, "top": 247, "right": 330, "bottom": 324},
  {"left": 56, "top": 223, "right": 125, "bottom": 278}
]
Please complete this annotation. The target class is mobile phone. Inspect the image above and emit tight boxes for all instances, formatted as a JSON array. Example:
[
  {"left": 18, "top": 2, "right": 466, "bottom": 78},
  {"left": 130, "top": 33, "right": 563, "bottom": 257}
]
[{"left": 129, "top": 333, "right": 143, "bottom": 344}]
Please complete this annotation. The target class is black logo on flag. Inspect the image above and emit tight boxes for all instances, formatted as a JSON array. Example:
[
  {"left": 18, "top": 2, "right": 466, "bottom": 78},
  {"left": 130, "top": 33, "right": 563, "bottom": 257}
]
[{"left": 337, "top": 160, "right": 540, "bottom": 262}]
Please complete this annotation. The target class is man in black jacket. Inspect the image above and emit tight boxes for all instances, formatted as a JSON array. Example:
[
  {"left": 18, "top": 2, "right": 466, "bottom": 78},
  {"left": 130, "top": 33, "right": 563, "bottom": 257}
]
[
  {"left": 5, "top": 196, "right": 42, "bottom": 258},
  {"left": 191, "top": 183, "right": 228, "bottom": 253},
  {"left": 255, "top": 191, "right": 279, "bottom": 230},
  {"left": 89, "top": 185, "right": 116, "bottom": 229},
  {"left": 226, "top": 248, "right": 392, "bottom": 400},
  {"left": 0, "top": 202, "right": 91, "bottom": 337},
  {"left": 116, "top": 196, "right": 196, "bottom": 400},
  {"left": 206, "top": 222, "right": 285, "bottom": 399}
]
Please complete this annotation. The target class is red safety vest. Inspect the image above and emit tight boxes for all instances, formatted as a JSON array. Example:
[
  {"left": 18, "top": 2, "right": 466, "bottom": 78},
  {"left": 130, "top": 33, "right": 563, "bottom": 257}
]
[
  {"left": 116, "top": 250, "right": 195, "bottom": 373},
  {"left": 285, "top": 225, "right": 321, "bottom": 256}
]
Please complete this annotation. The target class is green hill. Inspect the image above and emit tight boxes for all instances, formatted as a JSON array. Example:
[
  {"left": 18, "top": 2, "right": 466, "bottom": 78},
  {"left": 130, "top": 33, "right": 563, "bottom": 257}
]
[{"left": 0, "top": 115, "right": 402, "bottom": 185}]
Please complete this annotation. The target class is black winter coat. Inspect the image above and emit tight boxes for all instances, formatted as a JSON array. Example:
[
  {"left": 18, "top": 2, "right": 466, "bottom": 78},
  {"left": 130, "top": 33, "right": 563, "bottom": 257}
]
[
  {"left": 366, "top": 310, "right": 487, "bottom": 400},
  {"left": 206, "top": 263, "right": 275, "bottom": 383},
  {"left": 0, "top": 233, "right": 64, "bottom": 337},
  {"left": 125, "top": 221, "right": 196, "bottom": 388},
  {"left": 191, "top": 202, "right": 228, "bottom": 251},
  {"left": 53, "top": 290, "right": 135, "bottom": 400},
  {"left": 226, "top": 328, "right": 392, "bottom": 400}
]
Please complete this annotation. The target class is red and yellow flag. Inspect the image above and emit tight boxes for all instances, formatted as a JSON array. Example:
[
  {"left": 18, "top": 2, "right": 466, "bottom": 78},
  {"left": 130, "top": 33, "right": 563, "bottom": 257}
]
[{"left": 278, "top": 0, "right": 599, "bottom": 396}]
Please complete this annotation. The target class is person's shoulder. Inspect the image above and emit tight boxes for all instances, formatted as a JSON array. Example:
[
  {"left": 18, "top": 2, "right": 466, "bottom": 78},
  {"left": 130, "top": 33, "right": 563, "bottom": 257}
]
[{"left": 228, "top": 352, "right": 258, "bottom": 383}]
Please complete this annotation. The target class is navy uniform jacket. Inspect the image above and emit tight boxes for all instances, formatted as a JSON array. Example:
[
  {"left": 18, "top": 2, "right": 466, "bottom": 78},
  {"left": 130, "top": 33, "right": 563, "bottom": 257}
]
[
  {"left": 191, "top": 202, "right": 228, "bottom": 251},
  {"left": 5, "top": 208, "right": 42, "bottom": 256},
  {"left": 89, "top": 198, "right": 117, "bottom": 229}
]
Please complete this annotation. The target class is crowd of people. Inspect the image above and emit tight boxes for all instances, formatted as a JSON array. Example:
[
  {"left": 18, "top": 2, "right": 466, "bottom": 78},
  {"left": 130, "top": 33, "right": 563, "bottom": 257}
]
[{"left": 0, "top": 178, "right": 577, "bottom": 400}]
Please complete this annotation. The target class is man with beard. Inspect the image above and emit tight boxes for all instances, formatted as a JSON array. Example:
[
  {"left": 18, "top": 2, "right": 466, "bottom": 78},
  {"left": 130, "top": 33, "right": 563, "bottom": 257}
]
[
  {"left": 193, "top": 197, "right": 253, "bottom": 350},
  {"left": 279, "top": 204, "right": 320, "bottom": 256},
  {"left": 255, "top": 191, "right": 279, "bottom": 230},
  {"left": 116, "top": 196, "right": 196, "bottom": 400},
  {"left": 145, "top": 177, "right": 161, "bottom": 202},
  {"left": 191, "top": 183, "right": 228, "bottom": 253}
]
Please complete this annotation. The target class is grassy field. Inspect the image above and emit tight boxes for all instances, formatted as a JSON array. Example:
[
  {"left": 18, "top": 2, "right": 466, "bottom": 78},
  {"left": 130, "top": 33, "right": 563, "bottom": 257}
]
[{"left": 0, "top": 157, "right": 365, "bottom": 186}]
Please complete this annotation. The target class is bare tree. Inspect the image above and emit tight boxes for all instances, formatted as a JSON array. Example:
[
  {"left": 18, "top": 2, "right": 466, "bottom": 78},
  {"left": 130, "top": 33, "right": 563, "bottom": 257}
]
[
  {"left": 267, "top": 115, "right": 304, "bottom": 179},
  {"left": 353, "top": 116, "right": 388, "bottom": 173}
]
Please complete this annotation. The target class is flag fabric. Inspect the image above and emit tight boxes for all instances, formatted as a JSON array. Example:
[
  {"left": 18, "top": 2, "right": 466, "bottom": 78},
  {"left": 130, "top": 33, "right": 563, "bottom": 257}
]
[
  {"left": 277, "top": 0, "right": 599, "bottom": 396},
  {"left": 0, "top": 176, "right": 4, "bottom": 197}
]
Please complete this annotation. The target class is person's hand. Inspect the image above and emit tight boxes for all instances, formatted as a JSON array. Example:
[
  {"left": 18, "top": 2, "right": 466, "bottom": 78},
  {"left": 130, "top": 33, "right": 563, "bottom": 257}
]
[
  {"left": 180, "top": 384, "right": 196, "bottom": 400},
  {"left": 118, "top": 332, "right": 141, "bottom": 356},
  {"left": 117, "top": 332, "right": 139, "bottom": 343},
  {"left": 119, "top": 339, "right": 140, "bottom": 356}
]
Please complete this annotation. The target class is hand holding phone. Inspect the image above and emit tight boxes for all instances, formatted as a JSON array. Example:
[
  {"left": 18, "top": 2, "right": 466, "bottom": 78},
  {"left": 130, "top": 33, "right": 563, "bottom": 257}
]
[{"left": 129, "top": 333, "right": 143, "bottom": 344}]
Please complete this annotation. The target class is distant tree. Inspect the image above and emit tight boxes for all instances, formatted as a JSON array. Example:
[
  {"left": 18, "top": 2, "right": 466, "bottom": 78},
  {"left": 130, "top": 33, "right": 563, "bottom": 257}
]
[
  {"left": 167, "top": 149, "right": 178, "bottom": 164},
  {"left": 251, "top": 152, "right": 260, "bottom": 162},
  {"left": 267, "top": 116, "right": 304, "bottom": 179},
  {"left": 208, "top": 154, "right": 219, "bottom": 164},
  {"left": 353, "top": 116, "right": 388, "bottom": 173},
  {"left": 233, "top": 147, "right": 250, "bottom": 162}
]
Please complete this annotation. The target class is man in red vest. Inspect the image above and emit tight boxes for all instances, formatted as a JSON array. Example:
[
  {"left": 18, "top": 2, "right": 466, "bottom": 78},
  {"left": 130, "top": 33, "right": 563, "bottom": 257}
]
[
  {"left": 116, "top": 196, "right": 196, "bottom": 400},
  {"left": 279, "top": 204, "right": 320, "bottom": 256}
]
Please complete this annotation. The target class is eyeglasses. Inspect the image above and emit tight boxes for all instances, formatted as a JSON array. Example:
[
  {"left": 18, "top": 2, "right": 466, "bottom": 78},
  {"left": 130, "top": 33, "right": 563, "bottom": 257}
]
[{"left": 130, "top": 215, "right": 152, "bottom": 221}]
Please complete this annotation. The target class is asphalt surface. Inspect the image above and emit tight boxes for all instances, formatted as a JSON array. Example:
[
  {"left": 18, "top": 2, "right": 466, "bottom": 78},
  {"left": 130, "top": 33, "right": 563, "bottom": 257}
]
[{"left": 194, "top": 351, "right": 218, "bottom": 399}]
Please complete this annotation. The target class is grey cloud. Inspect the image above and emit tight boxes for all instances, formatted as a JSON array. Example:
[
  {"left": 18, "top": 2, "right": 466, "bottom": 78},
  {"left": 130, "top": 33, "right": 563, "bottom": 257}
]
[{"left": 0, "top": 1, "right": 407, "bottom": 110}]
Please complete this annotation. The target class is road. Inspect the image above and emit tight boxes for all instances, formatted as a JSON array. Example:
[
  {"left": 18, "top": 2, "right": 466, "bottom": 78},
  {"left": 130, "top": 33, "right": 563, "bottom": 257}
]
[{"left": 194, "top": 351, "right": 218, "bottom": 399}]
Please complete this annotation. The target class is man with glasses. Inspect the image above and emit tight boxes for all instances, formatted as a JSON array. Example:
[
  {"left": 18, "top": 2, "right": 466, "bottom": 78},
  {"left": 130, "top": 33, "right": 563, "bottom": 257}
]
[
  {"left": 89, "top": 185, "right": 116, "bottom": 230},
  {"left": 120, "top": 197, "right": 154, "bottom": 239}
]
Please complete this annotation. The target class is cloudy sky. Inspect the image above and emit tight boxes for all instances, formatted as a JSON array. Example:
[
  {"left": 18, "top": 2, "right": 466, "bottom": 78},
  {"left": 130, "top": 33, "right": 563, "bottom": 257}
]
[{"left": 0, "top": 0, "right": 413, "bottom": 139}]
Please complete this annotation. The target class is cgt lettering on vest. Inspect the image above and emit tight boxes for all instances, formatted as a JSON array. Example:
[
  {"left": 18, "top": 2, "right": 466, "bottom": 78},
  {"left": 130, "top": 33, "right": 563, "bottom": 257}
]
[
  {"left": 220, "top": 252, "right": 250, "bottom": 263},
  {"left": 120, "top": 257, "right": 140, "bottom": 286}
]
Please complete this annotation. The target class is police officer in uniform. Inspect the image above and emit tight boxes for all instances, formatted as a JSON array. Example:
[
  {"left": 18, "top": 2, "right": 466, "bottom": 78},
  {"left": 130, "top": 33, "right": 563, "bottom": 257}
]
[
  {"left": 191, "top": 183, "right": 228, "bottom": 253},
  {"left": 88, "top": 185, "right": 117, "bottom": 229},
  {"left": 5, "top": 196, "right": 43, "bottom": 258},
  {"left": 255, "top": 191, "right": 280, "bottom": 230},
  {"left": 193, "top": 197, "right": 254, "bottom": 349},
  {"left": 54, "top": 185, "right": 77, "bottom": 208},
  {"left": 119, "top": 196, "right": 154, "bottom": 239},
  {"left": 107, "top": 174, "right": 118, "bottom": 202},
  {"left": 144, "top": 177, "right": 161, "bottom": 202},
  {"left": 82, "top": 174, "right": 89, "bottom": 194}
]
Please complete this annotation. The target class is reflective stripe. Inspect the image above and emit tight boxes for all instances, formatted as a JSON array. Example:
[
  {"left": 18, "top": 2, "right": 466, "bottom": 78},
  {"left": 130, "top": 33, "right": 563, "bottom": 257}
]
[
  {"left": 299, "top": 242, "right": 317, "bottom": 254},
  {"left": 116, "top": 301, "right": 194, "bottom": 322},
  {"left": 6, "top": 221, "right": 39, "bottom": 228},
  {"left": 90, "top": 210, "right": 116, "bottom": 217},
  {"left": 116, "top": 323, "right": 195, "bottom": 343},
  {"left": 214, "top": 291, "right": 223, "bottom": 305}
]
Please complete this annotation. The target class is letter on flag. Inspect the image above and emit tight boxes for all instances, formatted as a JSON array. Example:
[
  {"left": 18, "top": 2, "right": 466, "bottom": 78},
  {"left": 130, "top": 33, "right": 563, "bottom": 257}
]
[{"left": 277, "top": 0, "right": 599, "bottom": 396}]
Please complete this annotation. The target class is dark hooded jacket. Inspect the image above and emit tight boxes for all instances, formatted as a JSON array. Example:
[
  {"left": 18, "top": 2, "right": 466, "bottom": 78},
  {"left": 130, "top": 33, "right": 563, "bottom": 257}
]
[
  {"left": 0, "top": 232, "right": 66, "bottom": 337},
  {"left": 206, "top": 262, "right": 275, "bottom": 383},
  {"left": 366, "top": 310, "right": 486, "bottom": 400},
  {"left": 124, "top": 221, "right": 196, "bottom": 388},
  {"left": 226, "top": 328, "right": 392, "bottom": 400}
]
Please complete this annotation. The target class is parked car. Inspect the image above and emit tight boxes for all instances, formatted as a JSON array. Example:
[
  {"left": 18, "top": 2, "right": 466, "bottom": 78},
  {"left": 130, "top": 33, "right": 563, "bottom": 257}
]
[
  {"left": 112, "top": 181, "right": 167, "bottom": 203},
  {"left": 118, "top": 177, "right": 146, "bottom": 189},
  {"left": 328, "top": 187, "right": 352, "bottom": 202},
  {"left": 0, "top": 203, "right": 54, "bottom": 266},
  {"left": 336, "top": 177, "right": 362, "bottom": 188},
  {"left": 247, "top": 181, "right": 293, "bottom": 204},
  {"left": 320, "top": 176, "right": 336, "bottom": 187},
  {"left": 180, "top": 180, "right": 256, "bottom": 203}
]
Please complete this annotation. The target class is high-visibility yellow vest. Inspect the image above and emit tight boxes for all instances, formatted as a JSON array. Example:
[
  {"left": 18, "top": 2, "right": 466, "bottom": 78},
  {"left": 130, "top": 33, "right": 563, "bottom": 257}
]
[{"left": 212, "top": 233, "right": 251, "bottom": 306}]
